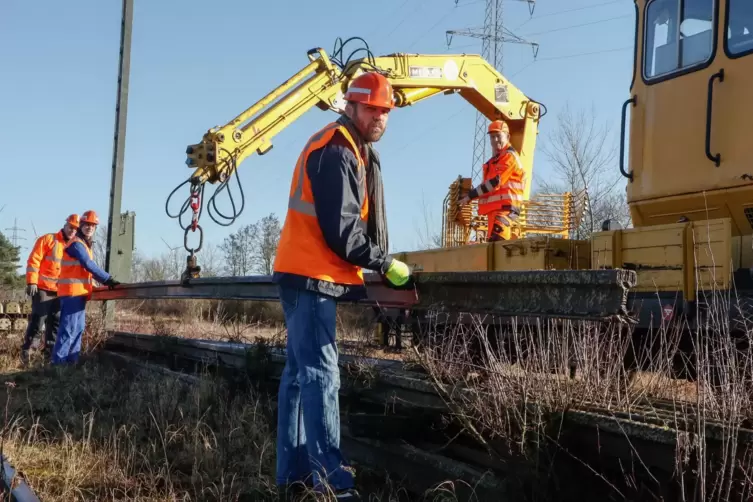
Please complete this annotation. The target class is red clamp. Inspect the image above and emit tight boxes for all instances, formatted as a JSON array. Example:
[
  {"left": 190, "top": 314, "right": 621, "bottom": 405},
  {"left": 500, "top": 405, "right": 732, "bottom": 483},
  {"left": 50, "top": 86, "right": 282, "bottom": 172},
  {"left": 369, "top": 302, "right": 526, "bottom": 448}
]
[{"left": 190, "top": 189, "right": 201, "bottom": 231}]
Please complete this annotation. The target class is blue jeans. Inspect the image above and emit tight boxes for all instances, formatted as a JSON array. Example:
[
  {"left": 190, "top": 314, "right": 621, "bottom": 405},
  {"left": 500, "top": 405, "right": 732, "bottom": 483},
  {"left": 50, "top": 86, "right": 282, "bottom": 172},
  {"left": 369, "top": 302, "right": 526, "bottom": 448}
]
[
  {"left": 276, "top": 285, "right": 354, "bottom": 491},
  {"left": 51, "top": 295, "right": 87, "bottom": 365}
]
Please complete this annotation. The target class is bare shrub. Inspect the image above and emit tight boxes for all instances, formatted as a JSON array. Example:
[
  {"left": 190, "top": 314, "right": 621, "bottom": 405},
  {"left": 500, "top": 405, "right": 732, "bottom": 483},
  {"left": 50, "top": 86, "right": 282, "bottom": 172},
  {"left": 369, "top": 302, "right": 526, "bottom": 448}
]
[{"left": 411, "top": 282, "right": 753, "bottom": 500}]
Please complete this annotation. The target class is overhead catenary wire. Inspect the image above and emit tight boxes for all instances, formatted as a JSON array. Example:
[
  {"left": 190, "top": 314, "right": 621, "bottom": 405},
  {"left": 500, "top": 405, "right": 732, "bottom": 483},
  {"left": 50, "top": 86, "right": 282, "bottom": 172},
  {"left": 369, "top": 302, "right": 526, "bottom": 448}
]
[
  {"left": 526, "top": 0, "right": 626, "bottom": 20},
  {"left": 407, "top": 3, "right": 465, "bottom": 51},
  {"left": 514, "top": 0, "right": 628, "bottom": 30},
  {"left": 519, "top": 13, "right": 633, "bottom": 38},
  {"left": 509, "top": 45, "right": 632, "bottom": 77}
]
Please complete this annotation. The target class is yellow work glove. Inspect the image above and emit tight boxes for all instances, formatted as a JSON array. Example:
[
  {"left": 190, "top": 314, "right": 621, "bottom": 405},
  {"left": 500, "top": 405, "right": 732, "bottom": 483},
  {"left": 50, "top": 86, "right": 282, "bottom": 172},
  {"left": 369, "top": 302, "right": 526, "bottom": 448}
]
[{"left": 384, "top": 259, "right": 411, "bottom": 287}]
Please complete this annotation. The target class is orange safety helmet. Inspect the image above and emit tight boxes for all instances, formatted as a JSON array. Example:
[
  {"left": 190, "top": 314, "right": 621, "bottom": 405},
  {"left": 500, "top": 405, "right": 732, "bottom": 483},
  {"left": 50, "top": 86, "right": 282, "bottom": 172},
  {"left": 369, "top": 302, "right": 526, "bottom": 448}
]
[
  {"left": 66, "top": 214, "right": 80, "bottom": 228},
  {"left": 81, "top": 210, "right": 99, "bottom": 225},
  {"left": 488, "top": 119, "right": 509, "bottom": 135},
  {"left": 344, "top": 72, "right": 395, "bottom": 109}
]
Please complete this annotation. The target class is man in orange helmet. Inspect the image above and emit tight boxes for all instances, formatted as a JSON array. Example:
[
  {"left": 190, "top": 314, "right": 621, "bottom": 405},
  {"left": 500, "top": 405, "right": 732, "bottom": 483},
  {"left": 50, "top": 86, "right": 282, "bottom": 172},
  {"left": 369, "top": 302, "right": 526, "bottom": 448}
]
[
  {"left": 459, "top": 119, "right": 526, "bottom": 241},
  {"left": 52, "top": 210, "right": 119, "bottom": 365},
  {"left": 272, "top": 71, "right": 411, "bottom": 500},
  {"left": 21, "top": 214, "right": 80, "bottom": 364}
]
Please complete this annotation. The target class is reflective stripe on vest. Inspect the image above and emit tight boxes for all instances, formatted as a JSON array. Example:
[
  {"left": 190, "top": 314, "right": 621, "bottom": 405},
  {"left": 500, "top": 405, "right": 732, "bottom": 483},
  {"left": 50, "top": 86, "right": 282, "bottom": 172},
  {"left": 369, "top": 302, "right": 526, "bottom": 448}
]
[
  {"left": 58, "top": 237, "right": 94, "bottom": 297},
  {"left": 273, "top": 121, "right": 369, "bottom": 286},
  {"left": 287, "top": 123, "right": 365, "bottom": 217},
  {"left": 26, "top": 234, "right": 65, "bottom": 292},
  {"left": 478, "top": 147, "right": 525, "bottom": 214}
]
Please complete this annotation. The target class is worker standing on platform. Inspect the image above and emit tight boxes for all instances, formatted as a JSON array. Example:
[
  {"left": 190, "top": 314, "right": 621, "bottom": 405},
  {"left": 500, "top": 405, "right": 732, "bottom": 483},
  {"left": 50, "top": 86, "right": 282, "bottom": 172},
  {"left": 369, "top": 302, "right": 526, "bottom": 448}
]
[
  {"left": 52, "top": 210, "right": 119, "bottom": 365},
  {"left": 272, "top": 71, "right": 411, "bottom": 500},
  {"left": 459, "top": 119, "right": 526, "bottom": 241},
  {"left": 21, "top": 214, "right": 80, "bottom": 364}
]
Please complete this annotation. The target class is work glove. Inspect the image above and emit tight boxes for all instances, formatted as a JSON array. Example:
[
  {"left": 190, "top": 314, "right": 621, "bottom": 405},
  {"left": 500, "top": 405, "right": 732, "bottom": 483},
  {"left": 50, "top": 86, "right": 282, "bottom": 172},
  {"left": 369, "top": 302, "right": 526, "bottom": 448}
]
[
  {"left": 26, "top": 284, "right": 38, "bottom": 297},
  {"left": 384, "top": 259, "right": 412, "bottom": 288},
  {"left": 104, "top": 278, "right": 121, "bottom": 290}
]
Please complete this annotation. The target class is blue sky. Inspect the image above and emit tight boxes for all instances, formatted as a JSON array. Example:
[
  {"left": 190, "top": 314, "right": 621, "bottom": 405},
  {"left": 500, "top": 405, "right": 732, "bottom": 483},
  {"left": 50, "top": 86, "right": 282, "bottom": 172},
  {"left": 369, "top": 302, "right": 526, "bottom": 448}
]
[{"left": 1, "top": 0, "right": 635, "bottom": 269}]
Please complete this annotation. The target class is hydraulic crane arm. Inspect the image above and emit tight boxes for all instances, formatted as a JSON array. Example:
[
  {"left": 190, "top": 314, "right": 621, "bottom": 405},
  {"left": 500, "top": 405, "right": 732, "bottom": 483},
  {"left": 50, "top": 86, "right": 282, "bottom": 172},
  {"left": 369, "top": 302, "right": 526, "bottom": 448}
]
[
  {"left": 170, "top": 41, "right": 544, "bottom": 281},
  {"left": 183, "top": 47, "right": 543, "bottom": 187}
]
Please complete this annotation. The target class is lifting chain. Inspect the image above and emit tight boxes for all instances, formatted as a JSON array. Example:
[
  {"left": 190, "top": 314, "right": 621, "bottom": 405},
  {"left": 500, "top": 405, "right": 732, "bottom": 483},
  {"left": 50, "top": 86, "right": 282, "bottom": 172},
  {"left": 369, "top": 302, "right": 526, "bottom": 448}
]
[{"left": 181, "top": 183, "right": 203, "bottom": 284}]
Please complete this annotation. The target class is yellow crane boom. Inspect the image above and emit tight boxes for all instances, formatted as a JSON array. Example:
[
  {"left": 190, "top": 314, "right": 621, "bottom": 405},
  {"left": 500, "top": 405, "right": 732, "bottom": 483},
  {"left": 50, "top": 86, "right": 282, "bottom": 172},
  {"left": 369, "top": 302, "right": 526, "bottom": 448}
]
[
  {"left": 183, "top": 47, "right": 542, "bottom": 197},
  {"left": 167, "top": 38, "right": 564, "bottom": 281}
]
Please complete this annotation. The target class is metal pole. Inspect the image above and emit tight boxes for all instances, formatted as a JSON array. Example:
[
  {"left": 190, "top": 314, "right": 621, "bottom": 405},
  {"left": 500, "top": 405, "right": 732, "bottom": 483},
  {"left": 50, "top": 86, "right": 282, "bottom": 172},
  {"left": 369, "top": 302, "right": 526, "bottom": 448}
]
[{"left": 104, "top": 0, "right": 134, "bottom": 328}]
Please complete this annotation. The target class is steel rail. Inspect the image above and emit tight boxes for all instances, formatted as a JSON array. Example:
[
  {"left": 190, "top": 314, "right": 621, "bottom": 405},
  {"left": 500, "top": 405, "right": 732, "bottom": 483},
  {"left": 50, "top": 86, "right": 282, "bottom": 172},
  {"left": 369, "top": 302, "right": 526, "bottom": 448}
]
[
  {"left": 105, "top": 332, "right": 753, "bottom": 446},
  {"left": 90, "top": 274, "right": 417, "bottom": 308},
  {"left": 91, "top": 269, "right": 638, "bottom": 320}
]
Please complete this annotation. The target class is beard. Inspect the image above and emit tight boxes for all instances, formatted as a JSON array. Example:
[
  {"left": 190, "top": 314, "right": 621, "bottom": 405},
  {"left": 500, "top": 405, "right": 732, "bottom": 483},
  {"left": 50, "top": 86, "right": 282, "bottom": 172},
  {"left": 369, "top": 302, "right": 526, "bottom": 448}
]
[{"left": 364, "top": 122, "right": 385, "bottom": 142}]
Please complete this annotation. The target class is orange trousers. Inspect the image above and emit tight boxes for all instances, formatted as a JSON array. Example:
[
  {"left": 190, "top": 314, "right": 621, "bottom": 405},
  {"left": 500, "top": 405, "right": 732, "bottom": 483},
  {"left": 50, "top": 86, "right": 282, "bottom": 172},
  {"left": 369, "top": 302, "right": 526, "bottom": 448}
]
[{"left": 486, "top": 210, "right": 517, "bottom": 241}]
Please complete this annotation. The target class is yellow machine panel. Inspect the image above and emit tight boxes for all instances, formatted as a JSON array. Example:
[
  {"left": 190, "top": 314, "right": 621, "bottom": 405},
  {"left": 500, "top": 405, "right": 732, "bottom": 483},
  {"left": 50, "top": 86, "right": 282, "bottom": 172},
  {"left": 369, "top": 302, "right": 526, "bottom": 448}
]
[
  {"left": 627, "top": 0, "right": 753, "bottom": 236},
  {"left": 398, "top": 237, "right": 591, "bottom": 274},
  {"left": 592, "top": 218, "right": 732, "bottom": 301}
]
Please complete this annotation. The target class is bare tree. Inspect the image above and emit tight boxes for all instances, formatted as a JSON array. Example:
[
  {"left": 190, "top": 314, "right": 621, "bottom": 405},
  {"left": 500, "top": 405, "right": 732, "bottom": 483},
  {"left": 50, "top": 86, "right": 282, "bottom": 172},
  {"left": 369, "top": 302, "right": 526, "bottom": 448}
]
[
  {"left": 254, "top": 213, "right": 281, "bottom": 275},
  {"left": 92, "top": 224, "right": 108, "bottom": 265},
  {"left": 199, "top": 242, "right": 222, "bottom": 277},
  {"left": 536, "top": 103, "right": 631, "bottom": 239},
  {"left": 130, "top": 249, "right": 146, "bottom": 282},
  {"left": 220, "top": 224, "right": 257, "bottom": 276},
  {"left": 413, "top": 191, "right": 443, "bottom": 250}
]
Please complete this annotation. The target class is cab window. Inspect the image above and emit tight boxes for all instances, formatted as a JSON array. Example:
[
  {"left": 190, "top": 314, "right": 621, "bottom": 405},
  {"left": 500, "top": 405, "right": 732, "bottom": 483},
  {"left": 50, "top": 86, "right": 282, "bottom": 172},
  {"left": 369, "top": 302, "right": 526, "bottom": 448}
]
[
  {"left": 643, "top": 0, "right": 715, "bottom": 80},
  {"left": 726, "top": 0, "right": 753, "bottom": 56}
]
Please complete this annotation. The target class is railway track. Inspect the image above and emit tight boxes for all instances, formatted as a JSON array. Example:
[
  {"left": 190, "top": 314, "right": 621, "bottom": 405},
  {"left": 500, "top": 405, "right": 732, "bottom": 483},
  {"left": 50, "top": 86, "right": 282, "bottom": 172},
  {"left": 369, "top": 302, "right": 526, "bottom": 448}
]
[
  {"left": 99, "top": 338, "right": 511, "bottom": 501},
  {"left": 102, "top": 331, "right": 753, "bottom": 501}
]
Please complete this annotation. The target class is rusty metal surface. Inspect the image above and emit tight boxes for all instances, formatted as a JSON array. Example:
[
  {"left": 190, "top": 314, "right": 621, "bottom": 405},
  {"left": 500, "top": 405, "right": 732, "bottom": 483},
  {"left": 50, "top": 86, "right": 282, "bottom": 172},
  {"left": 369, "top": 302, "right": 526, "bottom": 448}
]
[
  {"left": 92, "top": 268, "right": 637, "bottom": 320},
  {"left": 90, "top": 275, "right": 417, "bottom": 308},
  {"left": 412, "top": 269, "right": 637, "bottom": 319}
]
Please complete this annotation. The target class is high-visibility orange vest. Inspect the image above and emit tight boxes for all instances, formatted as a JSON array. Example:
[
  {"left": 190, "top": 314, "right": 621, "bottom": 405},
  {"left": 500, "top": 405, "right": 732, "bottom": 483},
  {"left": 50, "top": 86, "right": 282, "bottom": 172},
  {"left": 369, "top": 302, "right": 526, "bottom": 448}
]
[
  {"left": 25, "top": 231, "right": 66, "bottom": 292},
  {"left": 58, "top": 236, "right": 95, "bottom": 298},
  {"left": 477, "top": 145, "right": 525, "bottom": 216},
  {"left": 273, "top": 121, "right": 368, "bottom": 285}
]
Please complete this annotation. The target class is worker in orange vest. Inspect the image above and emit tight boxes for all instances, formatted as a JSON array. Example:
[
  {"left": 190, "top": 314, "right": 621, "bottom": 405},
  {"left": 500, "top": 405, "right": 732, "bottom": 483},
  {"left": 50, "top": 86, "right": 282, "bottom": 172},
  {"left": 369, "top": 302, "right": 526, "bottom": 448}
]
[
  {"left": 21, "top": 214, "right": 80, "bottom": 364},
  {"left": 52, "top": 210, "right": 119, "bottom": 365},
  {"left": 272, "top": 71, "right": 410, "bottom": 500},
  {"left": 459, "top": 119, "right": 525, "bottom": 241}
]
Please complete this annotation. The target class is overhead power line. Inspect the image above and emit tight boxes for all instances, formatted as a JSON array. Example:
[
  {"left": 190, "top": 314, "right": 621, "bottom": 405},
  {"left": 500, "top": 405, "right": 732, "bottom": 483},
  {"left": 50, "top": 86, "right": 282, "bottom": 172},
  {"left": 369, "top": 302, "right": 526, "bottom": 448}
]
[
  {"left": 515, "top": 0, "right": 627, "bottom": 30},
  {"left": 519, "top": 13, "right": 633, "bottom": 38},
  {"left": 536, "top": 45, "right": 632, "bottom": 61},
  {"left": 509, "top": 45, "right": 632, "bottom": 77},
  {"left": 4, "top": 218, "right": 26, "bottom": 248},
  {"left": 446, "top": 0, "right": 538, "bottom": 184}
]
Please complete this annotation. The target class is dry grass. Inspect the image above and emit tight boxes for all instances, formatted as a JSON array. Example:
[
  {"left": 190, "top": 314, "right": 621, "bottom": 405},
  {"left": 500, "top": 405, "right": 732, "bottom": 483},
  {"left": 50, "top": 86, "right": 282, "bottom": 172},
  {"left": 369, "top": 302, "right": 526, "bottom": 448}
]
[
  {"left": 110, "top": 301, "right": 405, "bottom": 362},
  {"left": 94, "top": 281, "right": 753, "bottom": 499},
  {"left": 0, "top": 335, "right": 279, "bottom": 501},
  {"left": 0, "top": 316, "right": 467, "bottom": 501},
  {"left": 409, "top": 284, "right": 753, "bottom": 501}
]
